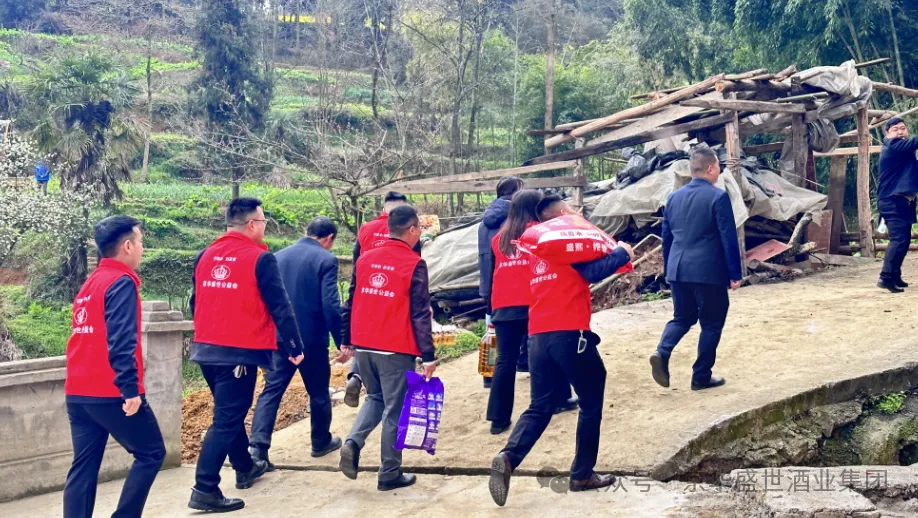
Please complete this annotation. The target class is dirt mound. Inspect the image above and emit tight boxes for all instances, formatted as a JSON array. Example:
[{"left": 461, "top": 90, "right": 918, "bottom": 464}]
[
  {"left": 592, "top": 249, "right": 666, "bottom": 311},
  {"left": 181, "top": 363, "right": 350, "bottom": 463}
]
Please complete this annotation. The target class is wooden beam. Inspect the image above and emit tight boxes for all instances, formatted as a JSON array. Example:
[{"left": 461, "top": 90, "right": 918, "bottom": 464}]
[
  {"left": 716, "top": 79, "right": 792, "bottom": 95},
  {"left": 723, "top": 93, "right": 747, "bottom": 277},
  {"left": 725, "top": 69, "right": 769, "bottom": 81},
  {"left": 586, "top": 97, "right": 716, "bottom": 147},
  {"left": 790, "top": 114, "right": 807, "bottom": 188},
  {"left": 371, "top": 161, "right": 578, "bottom": 194},
  {"left": 630, "top": 85, "right": 689, "bottom": 101},
  {"left": 813, "top": 146, "right": 882, "bottom": 157},
  {"left": 873, "top": 232, "right": 918, "bottom": 240},
  {"left": 773, "top": 65, "right": 798, "bottom": 81},
  {"left": 371, "top": 175, "right": 586, "bottom": 195},
  {"left": 840, "top": 104, "right": 918, "bottom": 138},
  {"left": 827, "top": 156, "right": 847, "bottom": 254},
  {"left": 875, "top": 244, "right": 918, "bottom": 252},
  {"left": 872, "top": 82, "right": 918, "bottom": 98},
  {"left": 572, "top": 138, "right": 585, "bottom": 209},
  {"left": 744, "top": 142, "right": 785, "bottom": 155},
  {"left": 856, "top": 58, "right": 891, "bottom": 69},
  {"left": 524, "top": 114, "right": 734, "bottom": 166},
  {"left": 856, "top": 107, "right": 875, "bottom": 257},
  {"left": 680, "top": 98, "right": 806, "bottom": 114},
  {"left": 546, "top": 74, "right": 725, "bottom": 148}
]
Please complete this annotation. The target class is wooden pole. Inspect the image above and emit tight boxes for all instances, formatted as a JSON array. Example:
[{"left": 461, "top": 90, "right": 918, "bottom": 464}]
[
  {"left": 572, "top": 138, "right": 585, "bottom": 209},
  {"left": 856, "top": 107, "right": 875, "bottom": 257},
  {"left": 544, "top": 0, "right": 555, "bottom": 155},
  {"left": 791, "top": 114, "right": 808, "bottom": 189},
  {"left": 827, "top": 156, "right": 847, "bottom": 254},
  {"left": 722, "top": 93, "right": 747, "bottom": 276}
]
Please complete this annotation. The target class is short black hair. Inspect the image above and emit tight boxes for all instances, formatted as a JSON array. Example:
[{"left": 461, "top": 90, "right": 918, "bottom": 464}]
[
  {"left": 388, "top": 205, "right": 419, "bottom": 237},
  {"left": 307, "top": 216, "right": 337, "bottom": 239},
  {"left": 496, "top": 176, "right": 524, "bottom": 198},
  {"left": 536, "top": 194, "right": 564, "bottom": 221},
  {"left": 384, "top": 191, "right": 408, "bottom": 203},
  {"left": 94, "top": 216, "right": 141, "bottom": 259},
  {"left": 226, "top": 197, "right": 263, "bottom": 226},
  {"left": 886, "top": 116, "right": 905, "bottom": 131},
  {"left": 689, "top": 147, "right": 719, "bottom": 176}
]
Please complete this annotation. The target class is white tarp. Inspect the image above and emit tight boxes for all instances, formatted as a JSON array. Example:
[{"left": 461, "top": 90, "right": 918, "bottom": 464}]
[{"left": 423, "top": 221, "right": 482, "bottom": 290}]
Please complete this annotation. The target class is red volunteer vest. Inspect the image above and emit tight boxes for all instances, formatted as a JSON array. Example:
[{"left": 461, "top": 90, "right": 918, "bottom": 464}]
[
  {"left": 527, "top": 256, "right": 593, "bottom": 335},
  {"left": 350, "top": 239, "right": 423, "bottom": 356},
  {"left": 490, "top": 230, "right": 534, "bottom": 310},
  {"left": 193, "top": 232, "right": 277, "bottom": 350},
  {"left": 358, "top": 213, "right": 391, "bottom": 251},
  {"left": 65, "top": 259, "right": 145, "bottom": 398}
]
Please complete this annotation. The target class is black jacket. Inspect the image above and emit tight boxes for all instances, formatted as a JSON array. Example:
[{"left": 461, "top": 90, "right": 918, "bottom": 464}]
[
  {"left": 341, "top": 238, "right": 436, "bottom": 363},
  {"left": 189, "top": 249, "right": 304, "bottom": 367},
  {"left": 275, "top": 238, "right": 342, "bottom": 350},
  {"left": 478, "top": 196, "right": 512, "bottom": 300},
  {"left": 879, "top": 137, "right": 918, "bottom": 201}
]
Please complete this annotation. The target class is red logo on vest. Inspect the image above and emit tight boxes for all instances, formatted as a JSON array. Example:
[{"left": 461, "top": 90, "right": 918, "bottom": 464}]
[
  {"left": 532, "top": 259, "right": 549, "bottom": 275},
  {"left": 212, "top": 264, "right": 231, "bottom": 281},
  {"left": 370, "top": 272, "right": 389, "bottom": 288}
]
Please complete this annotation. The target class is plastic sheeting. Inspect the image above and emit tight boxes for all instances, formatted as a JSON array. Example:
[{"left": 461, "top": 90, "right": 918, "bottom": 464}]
[{"left": 423, "top": 221, "right": 482, "bottom": 290}]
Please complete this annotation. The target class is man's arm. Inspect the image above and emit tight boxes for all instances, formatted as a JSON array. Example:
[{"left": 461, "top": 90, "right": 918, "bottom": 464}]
[
  {"left": 572, "top": 247, "right": 632, "bottom": 284},
  {"left": 714, "top": 192, "right": 743, "bottom": 283},
  {"left": 104, "top": 277, "right": 141, "bottom": 399},
  {"left": 341, "top": 241, "right": 360, "bottom": 345},
  {"left": 255, "top": 252, "right": 304, "bottom": 358},
  {"left": 887, "top": 136, "right": 918, "bottom": 154},
  {"left": 662, "top": 201, "right": 673, "bottom": 272},
  {"left": 188, "top": 249, "right": 205, "bottom": 316},
  {"left": 320, "top": 256, "right": 342, "bottom": 349},
  {"left": 409, "top": 260, "right": 436, "bottom": 364},
  {"left": 485, "top": 244, "right": 497, "bottom": 314}
]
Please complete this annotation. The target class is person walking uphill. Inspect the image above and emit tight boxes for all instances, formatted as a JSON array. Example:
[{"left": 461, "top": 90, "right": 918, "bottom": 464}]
[
  {"left": 877, "top": 117, "right": 918, "bottom": 293},
  {"left": 649, "top": 147, "right": 743, "bottom": 392},
  {"left": 188, "top": 197, "right": 306, "bottom": 513},
  {"left": 342, "top": 191, "right": 420, "bottom": 407},
  {"left": 489, "top": 195, "right": 634, "bottom": 506},
  {"left": 249, "top": 217, "right": 347, "bottom": 468},
  {"left": 63, "top": 216, "right": 166, "bottom": 518},
  {"left": 339, "top": 205, "right": 437, "bottom": 491}
]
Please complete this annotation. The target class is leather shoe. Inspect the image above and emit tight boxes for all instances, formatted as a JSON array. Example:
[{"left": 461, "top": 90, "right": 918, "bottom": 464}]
[
  {"left": 570, "top": 473, "right": 616, "bottom": 492},
  {"left": 489, "top": 421, "right": 511, "bottom": 435},
  {"left": 878, "top": 280, "right": 905, "bottom": 293},
  {"left": 344, "top": 375, "right": 362, "bottom": 408},
  {"left": 896, "top": 278, "right": 909, "bottom": 288},
  {"left": 378, "top": 473, "right": 417, "bottom": 491},
  {"left": 312, "top": 436, "right": 342, "bottom": 458},
  {"left": 691, "top": 376, "right": 727, "bottom": 391},
  {"left": 188, "top": 488, "right": 245, "bottom": 513},
  {"left": 554, "top": 396, "right": 579, "bottom": 415},
  {"left": 235, "top": 459, "right": 268, "bottom": 489},
  {"left": 248, "top": 445, "right": 274, "bottom": 472},
  {"left": 650, "top": 352, "right": 670, "bottom": 388},
  {"left": 339, "top": 439, "right": 360, "bottom": 480},
  {"left": 489, "top": 452, "right": 512, "bottom": 507}
]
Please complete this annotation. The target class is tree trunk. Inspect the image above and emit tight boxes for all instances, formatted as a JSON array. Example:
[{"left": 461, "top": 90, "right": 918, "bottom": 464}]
[
  {"left": 886, "top": 0, "right": 905, "bottom": 87},
  {"left": 544, "top": 0, "right": 555, "bottom": 155},
  {"left": 295, "top": 0, "right": 301, "bottom": 50},
  {"left": 465, "top": 7, "right": 486, "bottom": 158},
  {"left": 140, "top": 30, "right": 153, "bottom": 184},
  {"left": 232, "top": 168, "right": 242, "bottom": 199}
]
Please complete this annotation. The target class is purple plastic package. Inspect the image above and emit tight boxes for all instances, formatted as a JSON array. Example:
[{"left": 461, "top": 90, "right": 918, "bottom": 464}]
[{"left": 395, "top": 371, "right": 444, "bottom": 455}]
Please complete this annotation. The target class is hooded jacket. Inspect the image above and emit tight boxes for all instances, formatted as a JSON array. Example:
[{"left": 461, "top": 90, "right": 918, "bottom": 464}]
[{"left": 477, "top": 196, "right": 512, "bottom": 299}]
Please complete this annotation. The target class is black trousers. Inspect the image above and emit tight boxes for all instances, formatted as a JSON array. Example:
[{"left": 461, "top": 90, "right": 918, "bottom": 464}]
[
  {"left": 656, "top": 281, "right": 729, "bottom": 385},
  {"left": 194, "top": 364, "right": 257, "bottom": 494},
  {"left": 486, "top": 319, "right": 573, "bottom": 425},
  {"left": 500, "top": 331, "right": 606, "bottom": 481},
  {"left": 63, "top": 399, "right": 166, "bottom": 518},
  {"left": 250, "top": 345, "right": 333, "bottom": 452},
  {"left": 880, "top": 196, "right": 916, "bottom": 283}
]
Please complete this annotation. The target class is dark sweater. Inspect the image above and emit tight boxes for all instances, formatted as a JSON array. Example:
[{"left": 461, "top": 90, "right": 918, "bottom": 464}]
[
  {"left": 478, "top": 196, "right": 512, "bottom": 300},
  {"left": 878, "top": 137, "right": 918, "bottom": 200}
]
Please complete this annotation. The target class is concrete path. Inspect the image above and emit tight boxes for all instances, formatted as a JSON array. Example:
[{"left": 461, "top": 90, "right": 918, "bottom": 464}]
[
  {"left": 268, "top": 257, "right": 918, "bottom": 477},
  {"left": 0, "top": 466, "right": 741, "bottom": 517}
]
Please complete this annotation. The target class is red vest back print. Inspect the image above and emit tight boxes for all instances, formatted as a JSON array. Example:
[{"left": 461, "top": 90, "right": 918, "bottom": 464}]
[
  {"left": 358, "top": 213, "right": 391, "bottom": 251},
  {"left": 350, "top": 239, "right": 422, "bottom": 356},
  {"left": 527, "top": 256, "right": 593, "bottom": 335},
  {"left": 193, "top": 232, "right": 277, "bottom": 351},
  {"left": 65, "top": 259, "right": 145, "bottom": 398},
  {"left": 490, "top": 230, "right": 534, "bottom": 310}
]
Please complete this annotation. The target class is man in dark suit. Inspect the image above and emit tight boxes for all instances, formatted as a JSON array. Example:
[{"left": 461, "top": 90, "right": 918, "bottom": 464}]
[
  {"left": 249, "top": 217, "right": 348, "bottom": 467},
  {"left": 876, "top": 117, "right": 918, "bottom": 293},
  {"left": 649, "top": 147, "right": 743, "bottom": 391}
]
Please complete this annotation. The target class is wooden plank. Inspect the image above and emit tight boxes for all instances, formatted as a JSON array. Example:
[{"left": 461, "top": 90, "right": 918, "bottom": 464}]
[
  {"left": 725, "top": 68, "right": 768, "bottom": 80},
  {"left": 827, "top": 156, "right": 847, "bottom": 254},
  {"left": 370, "top": 161, "right": 578, "bottom": 193},
  {"left": 813, "top": 146, "right": 882, "bottom": 157},
  {"left": 872, "top": 82, "right": 918, "bottom": 98},
  {"left": 524, "top": 113, "right": 734, "bottom": 166},
  {"left": 373, "top": 175, "right": 586, "bottom": 195},
  {"left": 722, "top": 93, "right": 747, "bottom": 277},
  {"left": 586, "top": 98, "right": 715, "bottom": 147},
  {"left": 546, "top": 74, "right": 724, "bottom": 148},
  {"left": 744, "top": 142, "right": 785, "bottom": 155},
  {"left": 856, "top": 58, "right": 891, "bottom": 69},
  {"left": 856, "top": 107, "right": 875, "bottom": 257},
  {"left": 716, "top": 79, "right": 792, "bottom": 94},
  {"left": 876, "top": 243, "right": 918, "bottom": 252},
  {"left": 680, "top": 98, "right": 806, "bottom": 114},
  {"left": 572, "top": 139, "right": 585, "bottom": 209},
  {"left": 791, "top": 114, "right": 807, "bottom": 188},
  {"left": 873, "top": 232, "right": 918, "bottom": 240},
  {"left": 841, "top": 104, "right": 918, "bottom": 138}
]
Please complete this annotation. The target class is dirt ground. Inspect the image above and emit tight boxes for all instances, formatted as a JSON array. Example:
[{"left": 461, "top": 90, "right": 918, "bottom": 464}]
[{"left": 0, "top": 267, "right": 27, "bottom": 285}]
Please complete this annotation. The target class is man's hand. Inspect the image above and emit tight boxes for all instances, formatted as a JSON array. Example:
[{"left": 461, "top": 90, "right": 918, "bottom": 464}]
[
  {"left": 335, "top": 346, "right": 355, "bottom": 364},
  {"left": 122, "top": 396, "right": 142, "bottom": 416},
  {"left": 730, "top": 280, "right": 741, "bottom": 291},
  {"left": 422, "top": 362, "right": 437, "bottom": 380},
  {"left": 617, "top": 242, "right": 635, "bottom": 261},
  {"left": 289, "top": 353, "right": 305, "bottom": 366}
]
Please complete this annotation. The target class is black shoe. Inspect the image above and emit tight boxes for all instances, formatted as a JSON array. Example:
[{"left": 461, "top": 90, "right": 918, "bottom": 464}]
[
  {"left": 691, "top": 376, "right": 727, "bottom": 391},
  {"left": 378, "top": 473, "right": 417, "bottom": 491},
  {"left": 489, "top": 453, "right": 512, "bottom": 507},
  {"left": 344, "top": 375, "right": 362, "bottom": 408},
  {"left": 339, "top": 439, "right": 360, "bottom": 480},
  {"left": 650, "top": 352, "right": 670, "bottom": 388},
  {"left": 896, "top": 278, "right": 909, "bottom": 288},
  {"left": 188, "top": 488, "right": 245, "bottom": 513},
  {"left": 570, "top": 473, "right": 616, "bottom": 492},
  {"left": 235, "top": 460, "right": 268, "bottom": 490},
  {"left": 878, "top": 280, "right": 905, "bottom": 293},
  {"left": 489, "top": 421, "right": 512, "bottom": 435},
  {"left": 516, "top": 364, "right": 529, "bottom": 373},
  {"left": 483, "top": 377, "right": 493, "bottom": 389},
  {"left": 312, "top": 436, "right": 342, "bottom": 458},
  {"left": 554, "top": 397, "right": 579, "bottom": 415},
  {"left": 247, "top": 445, "right": 275, "bottom": 472}
]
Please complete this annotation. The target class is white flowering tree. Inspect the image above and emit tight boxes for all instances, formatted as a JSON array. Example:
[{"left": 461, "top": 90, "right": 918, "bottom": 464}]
[{"left": 0, "top": 130, "right": 42, "bottom": 179}]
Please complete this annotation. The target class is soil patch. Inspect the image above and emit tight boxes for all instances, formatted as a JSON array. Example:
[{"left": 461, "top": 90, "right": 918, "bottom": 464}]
[
  {"left": 0, "top": 268, "right": 27, "bottom": 285},
  {"left": 592, "top": 248, "right": 665, "bottom": 311}
]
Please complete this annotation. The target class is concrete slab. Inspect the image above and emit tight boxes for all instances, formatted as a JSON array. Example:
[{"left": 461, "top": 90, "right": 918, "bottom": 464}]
[{"left": 268, "top": 257, "right": 918, "bottom": 478}]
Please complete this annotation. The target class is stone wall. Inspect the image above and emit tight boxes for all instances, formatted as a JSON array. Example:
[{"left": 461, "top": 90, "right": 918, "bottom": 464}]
[{"left": 0, "top": 301, "right": 191, "bottom": 503}]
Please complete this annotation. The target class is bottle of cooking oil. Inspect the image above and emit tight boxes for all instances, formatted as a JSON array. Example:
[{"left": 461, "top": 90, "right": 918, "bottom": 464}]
[{"left": 478, "top": 324, "right": 497, "bottom": 377}]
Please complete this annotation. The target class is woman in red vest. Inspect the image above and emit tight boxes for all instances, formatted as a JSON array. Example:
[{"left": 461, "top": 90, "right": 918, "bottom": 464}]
[{"left": 486, "top": 190, "right": 578, "bottom": 435}]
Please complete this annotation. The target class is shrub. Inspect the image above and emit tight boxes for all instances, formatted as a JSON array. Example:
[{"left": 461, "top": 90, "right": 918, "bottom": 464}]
[
  {"left": 138, "top": 249, "right": 198, "bottom": 312},
  {"left": 0, "top": 285, "right": 71, "bottom": 359}
]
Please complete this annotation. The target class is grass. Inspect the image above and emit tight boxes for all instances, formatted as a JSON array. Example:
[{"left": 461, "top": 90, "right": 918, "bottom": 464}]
[
  {"left": 182, "top": 357, "right": 207, "bottom": 397},
  {"left": 866, "top": 392, "right": 907, "bottom": 415},
  {"left": 0, "top": 285, "right": 72, "bottom": 359}
]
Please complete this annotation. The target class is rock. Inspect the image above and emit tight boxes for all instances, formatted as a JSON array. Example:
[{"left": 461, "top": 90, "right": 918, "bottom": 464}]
[
  {"left": 851, "top": 512, "right": 882, "bottom": 518},
  {"left": 331, "top": 392, "right": 345, "bottom": 402},
  {"left": 807, "top": 401, "right": 863, "bottom": 437},
  {"left": 851, "top": 414, "right": 918, "bottom": 465}
]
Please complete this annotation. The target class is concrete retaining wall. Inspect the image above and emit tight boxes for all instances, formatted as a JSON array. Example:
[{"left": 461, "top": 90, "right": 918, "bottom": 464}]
[{"left": 0, "top": 301, "right": 192, "bottom": 503}]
